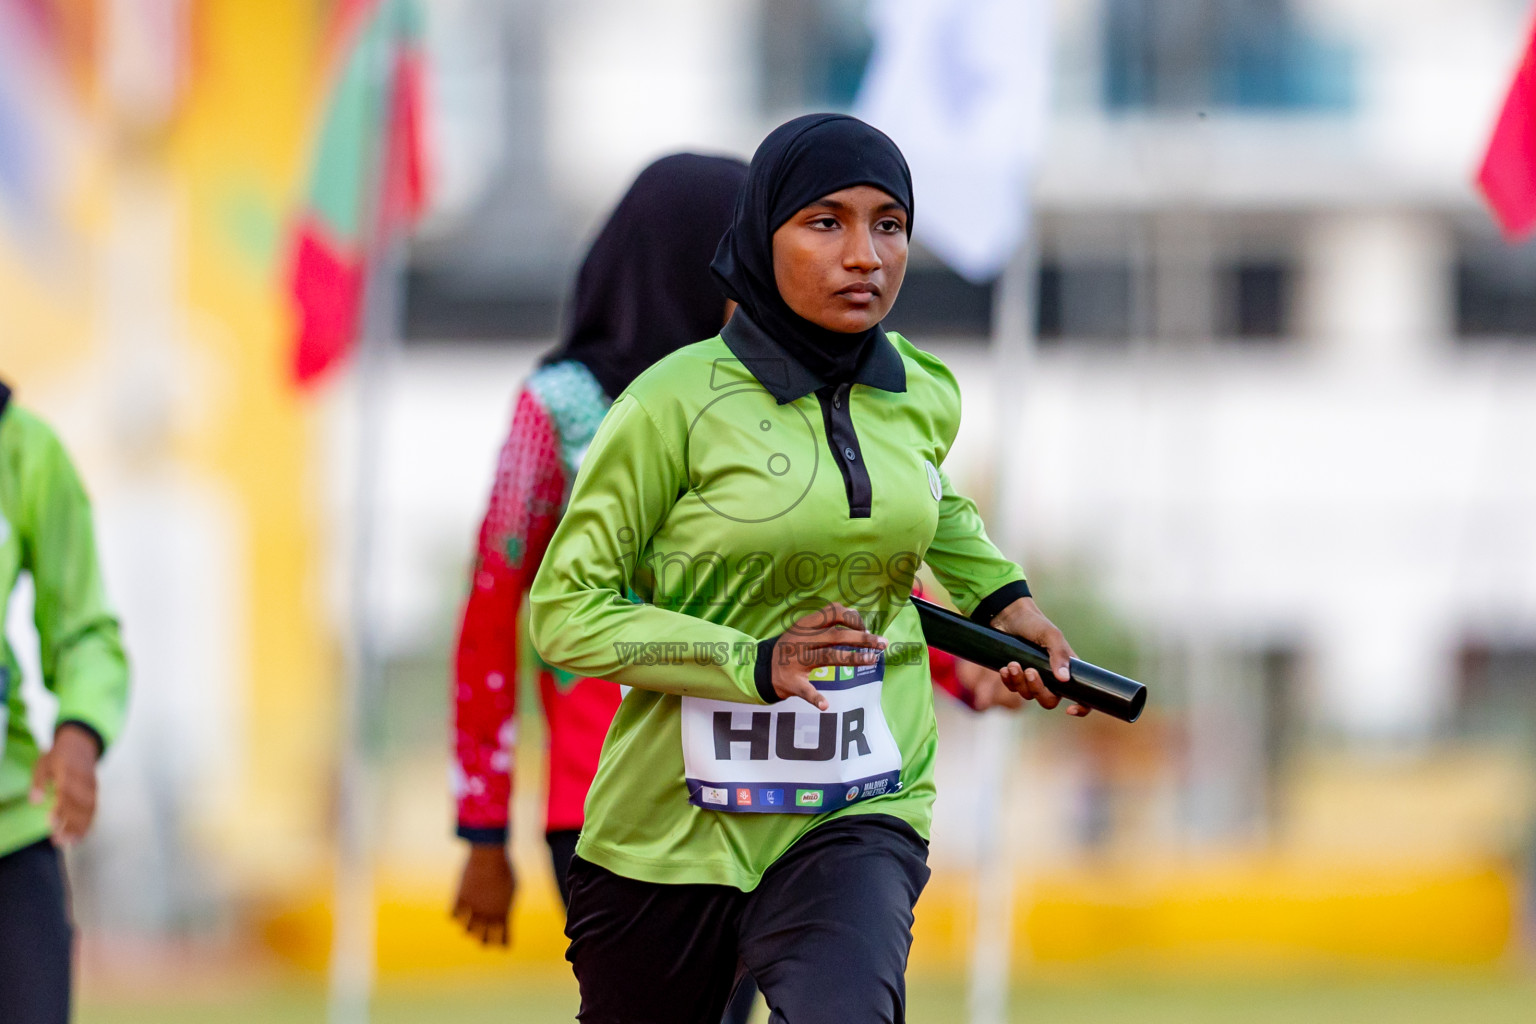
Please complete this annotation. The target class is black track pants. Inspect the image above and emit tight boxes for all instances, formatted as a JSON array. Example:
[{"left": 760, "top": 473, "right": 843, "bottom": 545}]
[
  {"left": 565, "top": 814, "right": 930, "bottom": 1024},
  {"left": 0, "top": 839, "right": 72, "bottom": 1024}
]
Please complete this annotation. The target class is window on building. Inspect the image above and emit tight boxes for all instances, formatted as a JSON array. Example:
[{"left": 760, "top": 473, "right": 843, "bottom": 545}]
[
  {"left": 403, "top": 0, "right": 577, "bottom": 344},
  {"left": 1219, "top": 260, "right": 1293, "bottom": 340},
  {"left": 1256, "top": 644, "right": 1303, "bottom": 778},
  {"left": 1457, "top": 642, "right": 1536, "bottom": 741},
  {"left": 1456, "top": 229, "right": 1536, "bottom": 339},
  {"left": 1037, "top": 261, "right": 1135, "bottom": 343},
  {"left": 1036, "top": 212, "right": 1297, "bottom": 345},
  {"left": 758, "top": 0, "right": 872, "bottom": 113},
  {"left": 405, "top": 270, "right": 563, "bottom": 342},
  {"left": 881, "top": 261, "right": 994, "bottom": 340},
  {"left": 1104, "top": 0, "right": 1354, "bottom": 113}
]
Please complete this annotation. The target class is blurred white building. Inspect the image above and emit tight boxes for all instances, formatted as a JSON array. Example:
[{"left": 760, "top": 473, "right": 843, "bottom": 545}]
[{"left": 368, "top": 0, "right": 1536, "bottom": 860}]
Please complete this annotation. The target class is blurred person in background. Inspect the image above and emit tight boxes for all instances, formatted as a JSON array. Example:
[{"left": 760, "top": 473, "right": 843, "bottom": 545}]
[
  {"left": 528, "top": 114, "right": 1085, "bottom": 1024},
  {"left": 450, "top": 152, "right": 750, "bottom": 938},
  {"left": 0, "top": 382, "right": 130, "bottom": 1024}
]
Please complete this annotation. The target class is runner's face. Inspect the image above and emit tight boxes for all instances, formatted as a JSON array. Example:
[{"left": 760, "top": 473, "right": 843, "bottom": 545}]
[{"left": 771, "top": 186, "right": 908, "bottom": 334}]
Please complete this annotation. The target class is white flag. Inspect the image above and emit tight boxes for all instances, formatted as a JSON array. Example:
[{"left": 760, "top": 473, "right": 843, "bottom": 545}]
[{"left": 854, "top": 0, "right": 1051, "bottom": 283}]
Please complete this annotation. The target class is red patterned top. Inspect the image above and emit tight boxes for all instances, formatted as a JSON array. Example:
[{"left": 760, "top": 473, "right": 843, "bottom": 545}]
[{"left": 453, "top": 363, "right": 617, "bottom": 843}]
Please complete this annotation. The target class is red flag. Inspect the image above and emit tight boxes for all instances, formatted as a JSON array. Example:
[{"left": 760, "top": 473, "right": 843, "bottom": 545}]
[
  {"left": 1479, "top": 16, "right": 1536, "bottom": 239},
  {"left": 286, "top": 0, "right": 429, "bottom": 387}
]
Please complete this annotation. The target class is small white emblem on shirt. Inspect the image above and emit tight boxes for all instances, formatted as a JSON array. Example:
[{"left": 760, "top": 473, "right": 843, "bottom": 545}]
[{"left": 924, "top": 460, "right": 942, "bottom": 502}]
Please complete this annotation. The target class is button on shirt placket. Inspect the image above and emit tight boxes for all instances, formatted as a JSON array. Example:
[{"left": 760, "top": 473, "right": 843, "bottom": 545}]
[{"left": 817, "top": 383, "right": 872, "bottom": 519}]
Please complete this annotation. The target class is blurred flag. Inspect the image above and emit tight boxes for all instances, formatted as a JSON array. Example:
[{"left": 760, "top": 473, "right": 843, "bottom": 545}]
[
  {"left": 288, "top": 0, "right": 428, "bottom": 386},
  {"left": 1478, "top": 14, "right": 1536, "bottom": 239},
  {"left": 854, "top": 0, "right": 1051, "bottom": 282},
  {"left": 0, "top": 0, "right": 95, "bottom": 242}
]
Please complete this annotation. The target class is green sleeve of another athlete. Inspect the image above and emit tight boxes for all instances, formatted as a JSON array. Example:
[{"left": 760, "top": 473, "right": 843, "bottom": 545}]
[
  {"left": 13, "top": 410, "right": 130, "bottom": 750},
  {"left": 529, "top": 395, "right": 769, "bottom": 704},
  {"left": 923, "top": 463, "right": 1028, "bottom": 621}
]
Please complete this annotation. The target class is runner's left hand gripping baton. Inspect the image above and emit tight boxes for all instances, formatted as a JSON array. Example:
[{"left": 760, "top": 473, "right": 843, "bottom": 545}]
[{"left": 912, "top": 596, "right": 1147, "bottom": 723}]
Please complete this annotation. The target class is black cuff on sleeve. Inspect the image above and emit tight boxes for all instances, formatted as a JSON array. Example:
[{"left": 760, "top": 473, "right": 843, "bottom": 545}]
[
  {"left": 969, "top": 579, "right": 1032, "bottom": 627},
  {"left": 457, "top": 824, "right": 509, "bottom": 846},
  {"left": 754, "top": 635, "right": 782, "bottom": 703},
  {"left": 56, "top": 720, "right": 105, "bottom": 758}
]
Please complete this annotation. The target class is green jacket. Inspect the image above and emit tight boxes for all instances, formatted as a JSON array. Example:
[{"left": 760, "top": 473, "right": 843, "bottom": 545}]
[
  {"left": 0, "top": 386, "right": 130, "bottom": 856},
  {"left": 529, "top": 318, "right": 1028, "bottom": 889}
]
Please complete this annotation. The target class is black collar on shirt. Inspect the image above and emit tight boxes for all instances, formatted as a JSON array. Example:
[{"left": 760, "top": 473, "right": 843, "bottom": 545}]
[{"left": 720, "top": 310, "right": 907, "bottom": 405}]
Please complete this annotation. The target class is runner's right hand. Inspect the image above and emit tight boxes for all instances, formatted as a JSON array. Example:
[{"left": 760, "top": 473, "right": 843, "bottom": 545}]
[
  {"left": 770, "top": 603, "right": 887, "bottom": 710},
  {"left": 452, "top": 843, "right": 516, "bottom": 946}
]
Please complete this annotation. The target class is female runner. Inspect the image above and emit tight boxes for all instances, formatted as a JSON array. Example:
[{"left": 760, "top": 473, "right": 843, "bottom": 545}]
[{"left": 529, "top": 114, "right": 1087, "bottom": 1023}]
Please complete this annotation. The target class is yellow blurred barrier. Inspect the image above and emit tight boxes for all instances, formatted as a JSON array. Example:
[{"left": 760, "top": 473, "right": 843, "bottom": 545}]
[
  {"left": 1018, "top": 858, "right": 1515, "bottom": 974},
  {"left": 261, "top": 869, "right": 573, "bottom": 976},
  {"left": 258, "top": 858, "right": 1517, "bottom": 979}
]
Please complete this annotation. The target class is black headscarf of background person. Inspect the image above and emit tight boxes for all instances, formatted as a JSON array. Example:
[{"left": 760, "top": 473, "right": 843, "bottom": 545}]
[
  {"left": 710, "top": 113, "right": 914, "bottom": 389},
  {"left": 541, "top": 152, "right": 749, "bottom": 401}
]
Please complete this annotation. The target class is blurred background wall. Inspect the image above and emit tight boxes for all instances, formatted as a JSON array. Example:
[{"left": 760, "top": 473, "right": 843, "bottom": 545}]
[{"left": 2, "top": 0, "right": 1536, "bottom": 1004}]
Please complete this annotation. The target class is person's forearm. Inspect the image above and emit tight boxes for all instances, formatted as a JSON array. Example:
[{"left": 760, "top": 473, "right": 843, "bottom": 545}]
[
  {"left": 529, "top": 585, "right": 769, "bottom": 704},
  {"left": 453, "top": 557, "right": 521, "bottom": 844},
  {"left": 24, "top": 413, "right": 129, "bottom": 748},
  {"left": 47, "top": 623, "right": 128, "bottom": 751}
]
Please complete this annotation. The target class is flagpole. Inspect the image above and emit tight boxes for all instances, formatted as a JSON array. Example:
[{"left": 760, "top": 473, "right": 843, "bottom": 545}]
[
  {"left": 328, "top": 233, "right": 404, "bottom": 1024},
  {"left": 968, "top": 232, "right": 1039, "bottom": 1024},
  {"left": 329, "top": 16, "right": 408, "bottom": 1024},
  {"left": 328, "top": 259, "right": 389, "bottom": 1024}
]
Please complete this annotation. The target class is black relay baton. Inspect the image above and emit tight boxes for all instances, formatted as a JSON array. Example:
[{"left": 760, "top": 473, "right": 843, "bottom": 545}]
[{"left": 911, "top": 596, "right": 1147, "bottom": 723}]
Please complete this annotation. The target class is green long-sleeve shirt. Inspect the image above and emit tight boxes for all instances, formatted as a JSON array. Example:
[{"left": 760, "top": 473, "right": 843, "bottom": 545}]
[
  {"left": 529, "top": 316, "right": 1028, "bottom": 889},
  {"left": 0, "top": 387, "right": 130, "bottom": 856}
]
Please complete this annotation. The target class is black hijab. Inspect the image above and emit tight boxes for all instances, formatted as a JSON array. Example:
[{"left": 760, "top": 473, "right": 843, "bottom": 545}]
[
  {"left": 542, "top": 153, "right": 749, "bottom": 400},
  {"left": 710, "top": 114, "right": 914, "bottom": 386}
]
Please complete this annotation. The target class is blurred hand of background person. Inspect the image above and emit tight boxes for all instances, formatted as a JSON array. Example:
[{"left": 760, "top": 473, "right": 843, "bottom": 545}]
[
  {"left": 29, "top": 723, "right": 102, "bottom": 846},
  {"left": 453, "top": 844, "right": 516, "bottom": 947},
  {"left": 955, "top": 659, "right": 1026, "bottom": 711},
  {"left": 989, "top": 598, "right": 1090, "bottom": 717}
]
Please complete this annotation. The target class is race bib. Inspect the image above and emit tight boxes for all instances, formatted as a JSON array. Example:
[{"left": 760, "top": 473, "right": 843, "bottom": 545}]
[{"left": 682, "top": 655, "right": 902, "bottom": 814}]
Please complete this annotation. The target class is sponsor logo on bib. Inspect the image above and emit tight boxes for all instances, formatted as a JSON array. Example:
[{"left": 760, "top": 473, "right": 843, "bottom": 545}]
[
  {"left": 796, "top": 789, "right": 823, "bottom": 808},
  {"left": 701, "top": 786, "right": 728, "bottom": 806},
  {"left": 736, "top": 788, "right": 753, "bottom": 806},
  {"left": 846, "top": 785, "right": 860, "bottom": 802}
]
